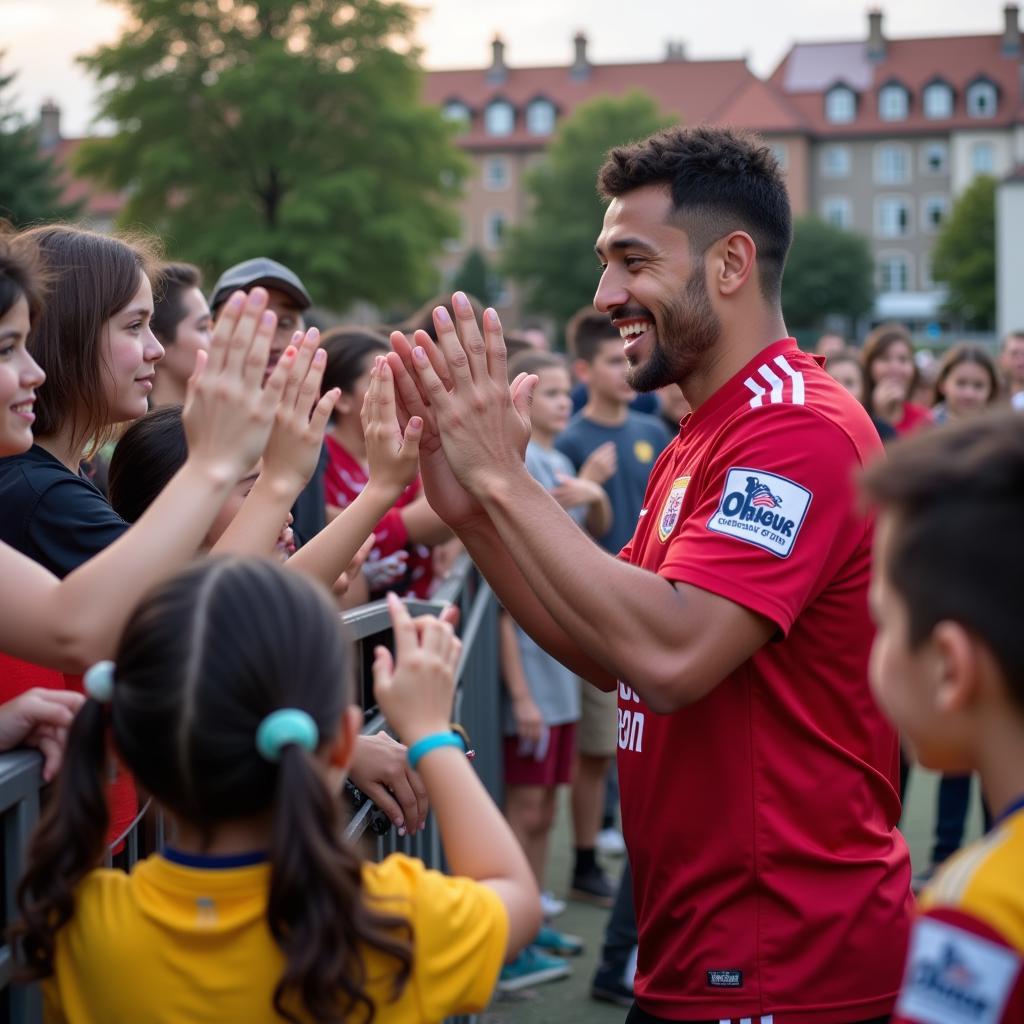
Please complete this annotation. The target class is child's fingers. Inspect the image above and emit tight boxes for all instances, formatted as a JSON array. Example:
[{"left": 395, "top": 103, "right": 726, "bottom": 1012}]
[
  {"left": 308, "top": 387, "right": 337, "bottom": 440},
  {"left": 278, "top": 331, "right": 306, "bottom": 411},
  {"left": 297, "top": 345, "right": 326, "bottom": 420},
  {"left": 371, "top": 644, "right": 395, "bottom": 697},
  {"left": 386, "top": 592, "right": 417, "bottom": 660},
  {"left": 260, "top": 345, "right": 296, "bottom": 414},
  {"left": 438, "top": 604, "right": 461, "bottom": 630},
  {"left": 186, "top": 347, "right": 209, "bottom": 394},
  {"left": 446, "top": 637, "right": 463, "bottom": 678},
  {"left": 401, "top": 416, "right": 423, "bottom": 460}
]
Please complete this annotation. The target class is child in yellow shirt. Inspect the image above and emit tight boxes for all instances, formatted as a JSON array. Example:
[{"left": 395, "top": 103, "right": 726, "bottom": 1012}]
[
  {"left": 863, "top": 412, "right": 1024, "bottom": 1023},
  {"left": 13, "top": 558, "right": 540, "bottom": 1023}
]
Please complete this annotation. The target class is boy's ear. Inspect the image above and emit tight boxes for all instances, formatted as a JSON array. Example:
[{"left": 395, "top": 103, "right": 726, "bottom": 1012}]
[
  {"left": 573, "top": 358, "right": 591, "bottom": 384},
  {"left": 932, "top": 621, "right": 981, "bottom": 714},
  {"left": 328, "top": 705, "right": 364, "bottom": 770},
  {"left": 334, "top": 389, "right": 353, "bottom": 417}
]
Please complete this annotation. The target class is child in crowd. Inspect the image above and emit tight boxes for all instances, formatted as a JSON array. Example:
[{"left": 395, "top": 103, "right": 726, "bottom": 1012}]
[
  {"left": 861, "top": 324, "right": 933, "bottom": 436},
  {"left": 320, "top": 327, "right": 451, "bottom": 600},
  {"left": 14, "top": 559, "right": 540, "bottom": 1021},
  {"left": 555, "top": 309, "right": 672, "bottom": 909},
  {"left": 149, "top": 262, "right": 213, "bottom": 410},
  {"left": 826, "top": 348, "right": 896, "bottom": 443},
  {"left": 496, "top": 349, "right": 610, "bottom": 990},
  {"left": 932, "top": 343, "right": 1000, "bottom": 425},
  {"left": 863, "top": 412, "right": 1024, "bottom": 1023}
]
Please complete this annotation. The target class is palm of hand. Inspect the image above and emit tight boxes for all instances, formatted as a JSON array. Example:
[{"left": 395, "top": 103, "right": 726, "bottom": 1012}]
[{"left": 417, "top": 420, "right": 487, "bottom": 529}]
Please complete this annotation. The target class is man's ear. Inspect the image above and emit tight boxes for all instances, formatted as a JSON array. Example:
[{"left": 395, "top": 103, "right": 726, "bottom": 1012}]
[
  {"left": 573, "top": 358, "right": 591, "bottom": 385},
  {"left": 932, "top": 621, "right": 981, "bottom": 714},
  {"left": 713, "top": 231, "right": 758, "bottom": 298},
  {"left": 328, "top": 705, "right": 364, "bottom": 770}
]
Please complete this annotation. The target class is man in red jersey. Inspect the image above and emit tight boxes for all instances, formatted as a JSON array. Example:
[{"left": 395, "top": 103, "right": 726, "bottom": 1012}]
[{"left": 387, "top": 125, "right": 912, "bottom": 1024}]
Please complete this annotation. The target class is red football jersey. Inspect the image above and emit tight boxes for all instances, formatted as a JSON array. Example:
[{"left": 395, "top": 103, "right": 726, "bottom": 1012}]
[
  {"left": 617, "top": 338, "right": 913, "bottom": 1023},
  {"left": 323, "top": 434, "right": 433, "bottom": 599}
]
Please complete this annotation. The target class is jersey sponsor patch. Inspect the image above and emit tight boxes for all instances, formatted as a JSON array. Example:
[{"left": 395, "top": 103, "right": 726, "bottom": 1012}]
[
  {"left": 658, "top": 476, "right": 691, "bottom": 542},
  {"left": 706, "top": 968, "right": 743, "bottom": 988},
  {"left": 706, "top": 468, "right": 811, "bottom": 559},
  {"left": 897, "top": 916, "right": 1021, "bottom": 1024}
]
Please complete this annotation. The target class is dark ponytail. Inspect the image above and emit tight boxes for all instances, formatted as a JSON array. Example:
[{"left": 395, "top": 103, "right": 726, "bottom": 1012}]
[
  {"left": 14, "top": 558, "right": 412, "bottom": 1020},
  {"left": 268, "top": 749, "right": 411, "bottom": 1023},
  {"left": 12, "top": 699, "right": 111, "bottom": 976}
]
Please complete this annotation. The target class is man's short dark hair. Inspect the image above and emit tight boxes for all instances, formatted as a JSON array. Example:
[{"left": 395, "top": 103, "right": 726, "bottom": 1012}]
[
  {"left": 861, "top": 412, "right": 1024, "bottom": 709},
  {"left": 597, "top": 125, "right": 792, "bottom": 301},
  {"left": 151, "top": 262, "right": 202, "bottom": 346},
  {"left": 566, "top": 306, "right": 620, "bottom": 363}
]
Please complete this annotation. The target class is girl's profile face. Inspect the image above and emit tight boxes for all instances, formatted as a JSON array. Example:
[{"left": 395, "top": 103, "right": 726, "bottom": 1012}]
[
  {"left": 100, "top": 274, "right": 164, "bottom": 424},
  {"left": 0, "top": 295, "right": 46, "bottom": 457},
  {"left": 942, "top": 361, "right": 993, "bottom": 420},
  {"left": 870, "top": 340, "right": 915, "bottom": 393},
  {"left": 158, "top": 286, "right": 212, "bottom": 389}
]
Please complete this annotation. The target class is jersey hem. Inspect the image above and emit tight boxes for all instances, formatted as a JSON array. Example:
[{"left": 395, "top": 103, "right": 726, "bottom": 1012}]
[{"left": 636, "top": 990, "right": 898, "bottom": 1023}]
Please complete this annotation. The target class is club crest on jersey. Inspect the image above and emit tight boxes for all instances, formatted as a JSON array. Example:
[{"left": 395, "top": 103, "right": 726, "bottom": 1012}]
[
  {"left": 707, "top": 467, "right": 811, "bottom": 558},
  {"left": 658, "top": 476, "right": 690, "bottom": 542}
]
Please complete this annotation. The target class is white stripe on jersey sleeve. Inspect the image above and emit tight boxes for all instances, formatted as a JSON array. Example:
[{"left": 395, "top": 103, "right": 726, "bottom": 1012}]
[
  {"left": 744, "top": 376, "right": 766, "bottom": 408},
  {"left": 773, "top": 354, "right": 805, "bottom": 405}
]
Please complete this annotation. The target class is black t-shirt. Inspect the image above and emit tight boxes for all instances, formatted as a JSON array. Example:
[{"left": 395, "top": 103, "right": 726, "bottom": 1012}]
[{"left": 0, "top": 445, "right": 128, "bottom": 578}]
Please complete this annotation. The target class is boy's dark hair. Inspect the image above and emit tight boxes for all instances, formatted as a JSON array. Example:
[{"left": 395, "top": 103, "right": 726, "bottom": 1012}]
[
  {"left": 18, "top": 224, "right": 160, "bottom": 453},
  {"left": 862, "top": 412, "right": 1024, "bottom": 710},
  {"left": 108, "top": 406, "right": 189, "bottom": 523},
  {"left": 150, "top": 262, "right": 202, "bottom": 346},
  {"left": 320, "top": 326, "right": 390, "bottom": 396},
  {"left": 597, "top": 125, "right": 792, "bottom": 301},
  {"left": 508, "top": 349, "right": 567, "bottom": 383},
  {"left": 14, "top": 558, "right": 413, "bottom": 1023},
  {"left": 0, "top": 227, "right": 46, "bottom": 324},
  {"left": 566, "top": 307, "right": 619, "bottom": 363}
]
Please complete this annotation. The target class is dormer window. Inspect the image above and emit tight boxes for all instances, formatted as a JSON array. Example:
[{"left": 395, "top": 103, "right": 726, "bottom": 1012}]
[
  {"left": 442, "top": 101, "right": 471, "bottom": 130},
  {"left": 966, "top": 78, "right": 998, "bottom": 118},
  {"left": 922, "top": 81, "right": 953, "bottom": 120},
  {"left": 485, "top": 99, "right": 515, "bottom": 136},
  {"left": 825, "top": 85, "right": 857, "bottom": 125},
  {"left": 526, "top": 98, "right": 556, "bottom": 136},
  {"left": 878, "top": 83, "right": 909, "bottom": 122}
]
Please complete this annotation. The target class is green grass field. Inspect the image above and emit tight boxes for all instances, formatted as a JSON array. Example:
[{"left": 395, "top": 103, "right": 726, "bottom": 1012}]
[{"left": 479, "top": 767, "right": 987, "bottom": 1024}]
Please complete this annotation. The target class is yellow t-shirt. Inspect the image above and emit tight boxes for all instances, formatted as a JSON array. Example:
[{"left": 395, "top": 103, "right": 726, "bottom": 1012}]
[{"left": 43, "top": 851, "right": 508, "bottom": 1023}]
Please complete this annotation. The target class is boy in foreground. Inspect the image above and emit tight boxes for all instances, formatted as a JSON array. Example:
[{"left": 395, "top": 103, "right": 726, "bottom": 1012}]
[{"left": 863, "top": 412, "right": 1024, "bottom": 1022}]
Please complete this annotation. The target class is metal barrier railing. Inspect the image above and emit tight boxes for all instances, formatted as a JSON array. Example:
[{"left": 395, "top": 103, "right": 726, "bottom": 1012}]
[{"left": 0, "top": 556, "right": 500, "bottom": 1022}]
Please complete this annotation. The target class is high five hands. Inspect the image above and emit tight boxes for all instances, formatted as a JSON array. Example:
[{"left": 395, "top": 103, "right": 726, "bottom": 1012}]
[{"left": 386, "top": 292, "right": 536, "bottom": 527}]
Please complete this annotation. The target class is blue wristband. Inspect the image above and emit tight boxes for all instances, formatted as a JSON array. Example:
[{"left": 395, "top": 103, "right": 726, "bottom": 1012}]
[{"left": 407, "top": 731, "right": 466, "bottom": 769}]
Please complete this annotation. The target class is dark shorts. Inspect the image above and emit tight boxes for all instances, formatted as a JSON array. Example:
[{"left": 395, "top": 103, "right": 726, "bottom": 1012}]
[
  {"left": 503, "top": 721, "right": 576, "bottom": 787},
  {"left": 625, "top": 1006, "right": 890, "bottom": 1024}
]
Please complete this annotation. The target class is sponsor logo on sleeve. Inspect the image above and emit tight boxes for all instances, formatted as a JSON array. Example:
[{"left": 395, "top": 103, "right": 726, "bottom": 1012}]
[
  {"left": 706, "top": 467, "right": 811, "bottom": 558},
  {"left": 896, "top": 917, "right": 1021, "bottom": 1024},
  {"left": 657, "top": 476, "right": 691, "bottom": 542}
]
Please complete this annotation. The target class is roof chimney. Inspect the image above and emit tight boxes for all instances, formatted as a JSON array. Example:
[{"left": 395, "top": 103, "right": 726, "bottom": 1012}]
[
  {"left": 665, "top": 40, "right": 686, "bottom": 62},
  {"left": 571, "top": 31, "right": 590, "bottom": 80},
  {"left": 1003, "top": 4, "right": 1021, "bottom": 56},
  {"left": 488, "top": 35, "right": 507, "bottom": 85},
  {"left": 867, "top": 9, "right": 886, "bottom": 62},
  {"left": 38, "top": 100, "right": 61, "bottom": 151}
]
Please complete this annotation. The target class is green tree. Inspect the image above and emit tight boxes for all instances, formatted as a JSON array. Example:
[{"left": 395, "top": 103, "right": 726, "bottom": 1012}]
[
  {"left": 932, "top": 175, "right": 995, "bottom": 329},
  {"left": 503, "top": 92, "right": 673, "bottom": 329},
  {"left": 0, "top": 62, "right": 82, "bottom": 225},
  {"left": 450, "top": 247, "right": 494, "bottom": 306},
  {"left": 781, "top": 217, "right": 874, "bottom": 331},
  {"left": 76, "top": 0, "right": 465, "bottom": 309}
]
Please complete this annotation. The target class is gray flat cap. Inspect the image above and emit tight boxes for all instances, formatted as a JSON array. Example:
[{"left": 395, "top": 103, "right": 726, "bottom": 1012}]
[{"left": 209, "top": 257, "right": 312, "bottom": 312}]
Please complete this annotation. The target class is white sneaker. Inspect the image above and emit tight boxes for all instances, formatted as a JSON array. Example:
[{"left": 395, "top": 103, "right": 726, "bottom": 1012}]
[
  {"left": 540, "top": 890, "right": 566, "bottom": 918},
  {"left": 596, "top": 827, "right": 626, "bottom": 856}
]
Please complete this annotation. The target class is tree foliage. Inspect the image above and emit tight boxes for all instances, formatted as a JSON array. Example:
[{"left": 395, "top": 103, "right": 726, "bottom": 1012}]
[
  {"left": 932, "top": 175, "right": 995, "bottom": 329},
  {"left": 76, "top": 0, "right": 466, "bottom": 309},
  {"left": 780, "top": 217, "right": 874, "bottom": 331},
  {"left": 503, "top": 92, "right": 673, "bottom": 327},
  {"left": 0, "top": 62, "right": 82, "bottom": 226},
  {"left": 450, "top": 248, "right": 493, "bottom": 306}
]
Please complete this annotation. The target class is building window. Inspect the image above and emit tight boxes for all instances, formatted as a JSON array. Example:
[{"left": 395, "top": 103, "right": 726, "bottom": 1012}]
[
  {"left": 769, "top": 143, "right": 788, "bottom": 170},
  {"left": 879, "top": 254, "right": 911, "bottom": 293},
  {"left": 921, "top": 142, "right": 948, "bottom": 175},
  {"left": 966, "top": 80, "right": 998, "bottom": 118},
  {"left": 878, "top": 84, "right": 909, "bottom": 121},
  {"left": 484, "top": 157, "right": 508, "bottom": 191},
  {"left": 821, "top": 144, "right": 851, "bottom": 178},
  {"left": 921, "top": 195, "right": 949, "bottom": 232},
  {"left": 821, "top": 196, "right": 852, "bottom": 230},
  {"left": 921, "top": 255, "right": 934, "bottom": 290},
  {"left": 485, "top": 211, "right": 506, "bottom": 251},
  {"left": 525, "top": 98, "right": 556, "bottom": 136},
  {"left": 442, "top": 101, "right": 471, "bottom": 129},
  {"left": 484, "top": 100, "right": 515, "bottom": 136},
  {"left": 876, "top": 197, "right": 911, "bottom": 238},
  {"left": 825, "top": 85, "right": 856, "bottom": 124},
  {"left": 875, "top": 145, "right": 911, "bottom": 185},
  {"left": 922, "top": 82, "right": 953, "bottom": 119},
  {"left": 971, "top": 142, "right": 995, "bottom": 175}
]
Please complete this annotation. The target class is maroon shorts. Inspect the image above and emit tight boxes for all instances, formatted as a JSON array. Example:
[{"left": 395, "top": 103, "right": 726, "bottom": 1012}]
[{"left": 503, "top": 722, "right": 577, "bottom": 787}]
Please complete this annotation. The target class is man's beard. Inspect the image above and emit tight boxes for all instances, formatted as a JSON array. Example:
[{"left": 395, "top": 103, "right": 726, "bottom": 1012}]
[{"left": 627, "top": 262, "right": 721, "bottom": 393}]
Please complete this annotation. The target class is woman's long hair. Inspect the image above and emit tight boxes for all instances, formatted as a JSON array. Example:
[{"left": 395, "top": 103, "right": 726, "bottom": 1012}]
[
  {"left": 860, "top": 322, "right": 918, "bottom": 417},
  {"left": 14, "top": 558, "right": 412, "bottom": 1022}
]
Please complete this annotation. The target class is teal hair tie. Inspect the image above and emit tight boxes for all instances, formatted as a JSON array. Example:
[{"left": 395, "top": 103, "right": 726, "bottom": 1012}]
[
  {"left": 255, "top": 709, "right": 319, "bottom": 762},
  {"left": 83, "top": 660, "right": 115, "bottom": 704}
]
